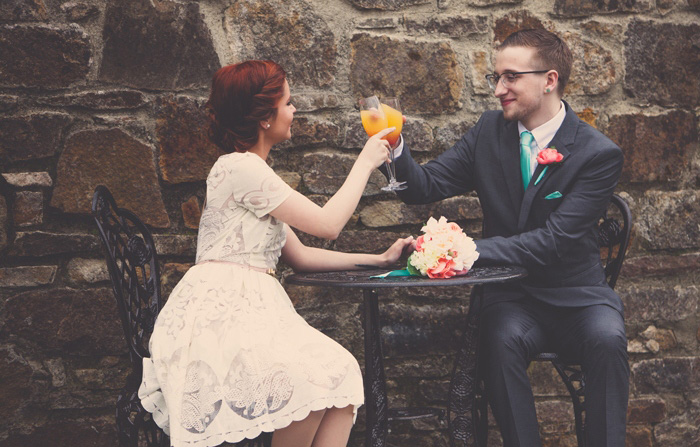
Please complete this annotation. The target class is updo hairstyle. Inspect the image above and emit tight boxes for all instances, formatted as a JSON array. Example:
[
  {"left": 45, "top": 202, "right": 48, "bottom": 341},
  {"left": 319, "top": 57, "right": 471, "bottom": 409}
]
[{"left": 206, "top": 60, "right": 287, "bottom": 153}]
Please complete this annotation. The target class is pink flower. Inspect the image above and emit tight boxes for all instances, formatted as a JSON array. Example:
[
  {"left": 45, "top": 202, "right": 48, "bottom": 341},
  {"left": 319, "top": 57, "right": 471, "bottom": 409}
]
[
  {"left": 427, "top": 257, "right": 457, "bottom": 279},
  {"left": 415, "top": 235, "right": 425, "bottom": 251},
  {"left": 536, "top": 148, "right": 563, "bottom": 165}
]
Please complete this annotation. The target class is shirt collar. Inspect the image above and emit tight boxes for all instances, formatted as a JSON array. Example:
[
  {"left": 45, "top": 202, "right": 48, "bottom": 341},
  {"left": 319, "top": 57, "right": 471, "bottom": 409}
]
[{"left": 518, "top": 101, "right": 566, "bottom": 150}]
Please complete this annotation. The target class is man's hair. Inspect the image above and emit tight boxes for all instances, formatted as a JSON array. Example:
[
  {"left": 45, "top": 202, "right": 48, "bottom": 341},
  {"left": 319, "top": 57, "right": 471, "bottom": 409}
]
[{"left": 499, "top": 29, "right": 573, "bottom": 96}]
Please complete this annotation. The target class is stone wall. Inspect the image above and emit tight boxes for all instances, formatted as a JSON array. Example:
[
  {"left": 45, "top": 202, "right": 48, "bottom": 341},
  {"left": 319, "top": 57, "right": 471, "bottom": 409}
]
[{"left": 1, "top": 0, "right": 698, "bottom": 446}]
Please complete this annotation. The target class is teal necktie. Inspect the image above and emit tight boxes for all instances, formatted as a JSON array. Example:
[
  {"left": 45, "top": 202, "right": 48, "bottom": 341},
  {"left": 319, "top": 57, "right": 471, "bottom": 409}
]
[{"left": 520, "top": 131, "right": 534, "bottom": 190}]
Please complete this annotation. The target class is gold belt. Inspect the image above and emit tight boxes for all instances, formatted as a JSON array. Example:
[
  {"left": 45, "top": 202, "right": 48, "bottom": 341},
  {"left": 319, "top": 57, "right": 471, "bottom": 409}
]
[{"left": 197, "top": 260, "right": 275, "bottom": 275}]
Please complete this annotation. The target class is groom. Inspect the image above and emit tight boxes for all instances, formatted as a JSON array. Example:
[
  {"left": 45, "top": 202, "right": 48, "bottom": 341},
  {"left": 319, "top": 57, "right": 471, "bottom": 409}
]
[{"left": 389, "top": 29, "right": 629, "bottom": 446}]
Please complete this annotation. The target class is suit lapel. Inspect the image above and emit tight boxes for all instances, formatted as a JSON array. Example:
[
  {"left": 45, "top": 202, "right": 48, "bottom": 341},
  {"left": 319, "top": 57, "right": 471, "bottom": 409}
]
[
  {"left": 517, "top": 102, "right": 577, "bottom": 231},
  {"left": 499, "top": 120, "right": 523, "bottom": 212}
]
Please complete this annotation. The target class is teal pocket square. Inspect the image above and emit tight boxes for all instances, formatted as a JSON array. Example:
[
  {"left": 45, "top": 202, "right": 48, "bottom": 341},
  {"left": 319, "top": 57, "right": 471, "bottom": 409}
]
[{"left": 545, "top": 191, "right": 563, "bottom": 200}]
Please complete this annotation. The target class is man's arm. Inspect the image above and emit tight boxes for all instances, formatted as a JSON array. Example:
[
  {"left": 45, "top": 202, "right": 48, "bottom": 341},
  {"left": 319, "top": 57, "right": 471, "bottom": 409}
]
[
  {"left": 476, "top": 145, "right": 623, "bottom": 267},
  {"left": 391, "top": 114, "right": 486, "bottom": 204}
]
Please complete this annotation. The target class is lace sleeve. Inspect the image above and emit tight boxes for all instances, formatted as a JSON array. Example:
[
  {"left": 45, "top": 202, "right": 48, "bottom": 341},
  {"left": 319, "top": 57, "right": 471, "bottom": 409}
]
[{"left": 227, "top": 153, "right": 293, "bottom": 218}]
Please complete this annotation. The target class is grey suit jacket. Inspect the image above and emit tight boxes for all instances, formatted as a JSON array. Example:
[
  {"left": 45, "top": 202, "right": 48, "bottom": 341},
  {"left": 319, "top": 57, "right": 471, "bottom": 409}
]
[{"left": 394, "top": 101, "right": 624, "bottom": 312}]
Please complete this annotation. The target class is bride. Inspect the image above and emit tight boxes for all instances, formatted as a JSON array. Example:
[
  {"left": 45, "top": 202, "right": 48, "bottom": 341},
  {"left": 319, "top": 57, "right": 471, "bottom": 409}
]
[{"left": 139, "top": 60, "right": 412, "bottom": 447}]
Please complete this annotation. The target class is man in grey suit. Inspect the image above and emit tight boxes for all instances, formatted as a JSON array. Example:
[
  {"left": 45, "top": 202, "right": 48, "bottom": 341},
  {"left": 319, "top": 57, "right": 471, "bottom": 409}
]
[{"left": 389, "top": 29, "right": 629, "bottom": 446}]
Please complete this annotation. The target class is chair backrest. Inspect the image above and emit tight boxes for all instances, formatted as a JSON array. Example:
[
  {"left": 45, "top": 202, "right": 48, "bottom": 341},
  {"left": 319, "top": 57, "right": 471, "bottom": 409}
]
[
  {"left": 92, "top": 185, "right": 162, "bottom": 368},
  {"left": 598, "top": 193, "right": 632, "bottom": 290}
]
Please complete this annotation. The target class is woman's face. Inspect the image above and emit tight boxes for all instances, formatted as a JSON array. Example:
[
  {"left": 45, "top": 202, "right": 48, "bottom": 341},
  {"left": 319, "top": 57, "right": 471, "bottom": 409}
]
[{"left": 267, "top": 79, "right": 295, "bottom": 144}]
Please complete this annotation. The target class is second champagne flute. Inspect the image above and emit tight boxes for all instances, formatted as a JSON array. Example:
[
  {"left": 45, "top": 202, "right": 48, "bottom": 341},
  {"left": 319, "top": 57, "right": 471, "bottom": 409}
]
[{"left": 380, "top": 97, "right": 407, "bottom": 191}]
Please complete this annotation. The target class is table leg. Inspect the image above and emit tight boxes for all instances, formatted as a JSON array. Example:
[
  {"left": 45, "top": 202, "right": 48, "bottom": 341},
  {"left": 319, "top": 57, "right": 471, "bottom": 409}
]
[
  {"left": 448, "top": 286, "right": 483, "bottom": 447},
  {"left": 363, "top": 288, "right": 388, "bottom": 447}
]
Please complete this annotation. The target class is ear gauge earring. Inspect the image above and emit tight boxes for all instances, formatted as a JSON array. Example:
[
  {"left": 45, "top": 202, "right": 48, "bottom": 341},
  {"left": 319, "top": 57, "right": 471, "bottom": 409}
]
[{"left": 546, "top": 88, "right": 551, "bottom": 93}]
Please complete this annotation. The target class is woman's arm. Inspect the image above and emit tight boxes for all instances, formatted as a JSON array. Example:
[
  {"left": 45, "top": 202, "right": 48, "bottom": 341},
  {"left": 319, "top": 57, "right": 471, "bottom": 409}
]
[
  {"left": 280, "top": 226, "right": 413, "bottom": 273},
  {"left": 270, "top": 127, "right": 394, "bottom": 240}
]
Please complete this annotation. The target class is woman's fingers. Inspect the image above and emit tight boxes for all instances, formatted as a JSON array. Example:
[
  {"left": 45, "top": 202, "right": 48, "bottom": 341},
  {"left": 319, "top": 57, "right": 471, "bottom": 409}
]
[{"left": 373, "top": 126, "right": 396, "bottom": 139}]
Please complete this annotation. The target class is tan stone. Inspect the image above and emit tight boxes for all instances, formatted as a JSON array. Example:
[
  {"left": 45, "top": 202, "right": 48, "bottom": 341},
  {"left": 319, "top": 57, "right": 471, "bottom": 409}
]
[
  {"left": 161, "top": 262, "right": 192, "bottom": 300},
  {"left": 225, "top": 0, "right": 338, "bottom": 88},
  {"left": 2, "top": 172, "right": 52, "bottom": 187},
  {"left": 493, "top": 10, "right": 552, "bottom": 45},
  {"left": 156, "top": 96, "right": 223, "bottom": 184},
  {"left": 625, "top": 425, "right": 654, "bottom": 447},
  {"left": 359, "top": 201, "right": 434, "bottom": 227},
  {"left": 290, "top": 93, "right": 340, "bottom": 113},
  {"left": 301, "top": 151, "right": 384, "bottom": 196},
  {"left": 13, "top": 190, "right": 42, "bottom": 227},
  {"left": 470, "top": 50, "right": 492, "bottom": 95},
  {"left": 66, "top": 258, "right": 109, "bottom": 285},
  {"left": 563, "top": 32, "right": 616, "bottom": 95},
  {"left": 635, "top": 190, "right": 700, "bottom": 249},
  {"left": 9, "top": 231, "right": 99, "bottom": 257},
  {"left": 153, "top": 234, "right": 197, "bottom": 257},
  {"left": 181, "top": 196, "right": 201, "bottom": 229},
  {"left": 284, "top": 116, "right": 340, "bottom": 149},
  {"left": 619, "top": 283, "right": 699, "bottom": 322},
  {"left": 576, "top": 107, "right": 597, "bottom": 128},
  {"left": 50, "top": 129, "right": 170, "bottom": 228},
  {"left": 347, "top": 0, "right": 430, "bottom": 9},
  {"left": 0, "top": 265, "right": 57, "bottom": 287},
  {"left": 404, "top": 15, "right": 488, "bottom": 38},
  {"left": 0, "top": 0, "right": 47, "bottom": 21},
  {"left": 350, "top": 34, "right": 463, "bottom": 114},
  {"left": 277, "top": 171, "right": 301, "bottom": 190},
  {"left": 553, "top": 0, "right": 651, "bottom": 16}
]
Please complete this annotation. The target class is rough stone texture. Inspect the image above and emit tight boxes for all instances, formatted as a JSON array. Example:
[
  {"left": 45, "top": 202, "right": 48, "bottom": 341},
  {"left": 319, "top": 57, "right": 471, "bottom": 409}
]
[
  {"left": 225, "top": 0, "right": 338, "bottom": 88},
  {"left": 605, "top": 111, "right": 697, "bottom": 183},
  {"left": 8, "top": 231, "right": 99, "bottom": 257},
  {"left": 635, "top": 190, "right": 700, "bottom": 250},
  {"left": 434, "top": 120, "right": 474, "bottom": 152},
  {"left": 334, "top": 229, "right": 407, "bottom": 253},
  {"left": 181, "top": 196, "right": 201, "bottom": 229},
  {"left": 553, "top": 0, "right": 652, "bottom": 16},
  {"left": 290, "top": 93, "right": 340, "bottom": 113},
  {"left": 624, "top": 21, "right": 700, "bottom": 108},
  {"left": 0, "top": 113, "right": 72, "bottom": 163},
  {"left": 347, "top": 0, "right": 430, "bottom": 10},
  {"left": 0, "top": 265, "right": 56, "bottom": 287},
  {"left": 620, "top": 284, "right": 699, "bottom": 322},
  {"left": 404, "top": 15, "right": 489, "bottom": 38},
  {"left": 535, "top": 400, "right": 574, "bottom": 433},
  {"left": 632, "top": 357, "right": 700, "bottom": 393},
  {"left": 2, "top": 172, "right": 52, "bottom": 188},
  {"left": 39, "top": 90, "right": 147, "bottom": 110},
  {"left": 161, "top": 262, "right": 191, "bottom": 299},
  {"left": 625, "top": 426, "right": 654, "bottom": 447},
  {"left": 153, "top": 234, "right": 197, "bottom": 257},
  {"left": 690, "top": 0, "right": 700, "bottom": 9},
  {"left": 623, "top": 253, "right": 700, "bottom": 277},
  {"left": 285, "top": 116, "right": 341, "bottom": 149},
  {"left": 356, "top": 17, "right": 398, "bottom": 29},
  {"left": 493, "top": 10, "right": 551, "bottom": 44},
  {"left": 278, "top": 171, "right": 302, "bottom": 190},
  {"left": 13, "top": 190, "right": 42, "bottom": 227},
  {"left": 99, "top": 0, "right": 219, "bottom": 90},
  {"left": 576, "top": 107, "right": 597, "bottom": 128},
  {"left": 0, "top": 194, "right": 7, "bottom": 250},
  {"left": 51, "top": 129, "right": 170, "bottom": 228},
  {"left": 0, "top": 0, "right": 47, "bottom": 21},
  {"left": 0, "top": 25, "right": 90, "bottom": 88},
  {"left": 562, "top": 32, "right": 616, "bottom": 95},
  {"left": 156, "top": 96, "right": 223, "bottom": 184},
  {"left": 470, "top": 50, "right": 492, "bottom": 95},
  {"left": 0, "top": 417, "right": 118, "bottom": 447},
  {"left": 61, "top": 1, "right": 99, "bottom": 21},
  {"left": 3, "top": 287, "right": 124, "bottom": 355},
  {"left": 0, "top": 347, "right": 33, "bottom": 421},
  {"left": 302, "top": 151, "right": 386, "bottom": 196},
  {"left": 628, "top": 397, "right": 666, "bottom": 424},
  {"left": 360, "top": 196, "right": 481, "bottom": 228},
  {"left": 0, "top": 94, "right": 18, "bottom": 112},
  {"left": 350, "top": 34, "right": 463, "bottom": 114},
  {"left": 66, "top": 258, "right": 109, "bottom": 285}
]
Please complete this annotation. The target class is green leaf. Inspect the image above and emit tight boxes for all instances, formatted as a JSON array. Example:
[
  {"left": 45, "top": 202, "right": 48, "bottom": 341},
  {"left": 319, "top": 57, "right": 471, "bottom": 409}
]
[{"left": 406, "top": 255, "right": 422, "bottom": 276}]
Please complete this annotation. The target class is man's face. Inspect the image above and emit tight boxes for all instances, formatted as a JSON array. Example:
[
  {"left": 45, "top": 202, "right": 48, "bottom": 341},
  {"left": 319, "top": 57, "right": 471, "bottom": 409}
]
[{"left": 493, "top": 46, "right": 548, "bottom": 127}]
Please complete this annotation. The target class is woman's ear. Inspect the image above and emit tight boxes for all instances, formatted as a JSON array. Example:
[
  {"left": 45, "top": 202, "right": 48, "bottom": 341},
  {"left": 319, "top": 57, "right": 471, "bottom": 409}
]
[{"left": 260, "top": 121, "right": 271, "bottom": 129}]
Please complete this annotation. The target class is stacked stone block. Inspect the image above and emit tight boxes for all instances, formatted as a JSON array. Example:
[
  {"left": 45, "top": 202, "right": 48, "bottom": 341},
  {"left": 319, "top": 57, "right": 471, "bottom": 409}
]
[{"left": 0, "top": 0, "right": 698, "bottom": 446}]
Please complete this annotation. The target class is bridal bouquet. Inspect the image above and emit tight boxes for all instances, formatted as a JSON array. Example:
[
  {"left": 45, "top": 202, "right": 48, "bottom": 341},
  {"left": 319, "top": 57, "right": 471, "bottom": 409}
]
[{"left": 406, "top": 216, "right": 479, "bottom": 279}]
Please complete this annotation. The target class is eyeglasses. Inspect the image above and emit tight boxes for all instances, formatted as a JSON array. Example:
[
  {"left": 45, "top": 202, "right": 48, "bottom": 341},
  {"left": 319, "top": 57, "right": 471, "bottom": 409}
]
[{"left": 485, "top": 70, "right": 549, "bottom": 90}]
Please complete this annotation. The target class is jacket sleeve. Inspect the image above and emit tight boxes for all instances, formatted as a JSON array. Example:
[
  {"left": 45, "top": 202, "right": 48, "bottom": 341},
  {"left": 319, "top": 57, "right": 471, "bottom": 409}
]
[
  {"left": 392, "top": 115, "right": 485, "bottom": 204},
  {"left": 475, "top": 145, "right": 623, "bottom": 267}
]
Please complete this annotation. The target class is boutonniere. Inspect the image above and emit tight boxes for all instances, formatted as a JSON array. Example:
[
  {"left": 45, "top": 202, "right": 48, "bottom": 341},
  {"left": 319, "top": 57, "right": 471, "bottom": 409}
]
[{"left": 534, "top": 147, "right": 564, "bottom": 185}]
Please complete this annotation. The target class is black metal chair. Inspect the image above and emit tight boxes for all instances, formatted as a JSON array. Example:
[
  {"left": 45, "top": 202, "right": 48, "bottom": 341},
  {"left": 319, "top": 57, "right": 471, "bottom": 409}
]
[
  {"left": 92, "top": 185, "right": 271, "bottom": 447},
  {"left": 473, "top": 193, "right": 632, "bottom": 447}
]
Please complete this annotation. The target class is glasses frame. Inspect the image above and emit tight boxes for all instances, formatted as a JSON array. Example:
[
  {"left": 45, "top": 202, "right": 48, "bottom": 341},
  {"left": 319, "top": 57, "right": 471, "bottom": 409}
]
[{"left": 485, "top": 70, "right": 550, "bottom": 90}]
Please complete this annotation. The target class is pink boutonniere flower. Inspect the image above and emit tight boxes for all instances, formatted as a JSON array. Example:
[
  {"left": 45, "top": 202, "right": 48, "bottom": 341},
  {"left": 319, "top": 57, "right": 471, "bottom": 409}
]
[
  {"left": 536, "top": 148, "right": 564, "bottom": 165},
  {"left": 534, "top": 147, "right": 564, "bottom": 186}
]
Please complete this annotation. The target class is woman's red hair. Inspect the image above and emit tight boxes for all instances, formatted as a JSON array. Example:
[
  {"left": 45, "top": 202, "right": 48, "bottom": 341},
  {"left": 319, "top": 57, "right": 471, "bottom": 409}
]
[{"left": 206, "top": 60, "right": 287, "bottom": 153}]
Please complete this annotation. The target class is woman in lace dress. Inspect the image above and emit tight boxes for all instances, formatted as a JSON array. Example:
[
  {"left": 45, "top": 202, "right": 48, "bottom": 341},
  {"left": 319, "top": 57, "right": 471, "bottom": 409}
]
[{"left": 139, "top": 60, "right": 412, "bottom": 447}]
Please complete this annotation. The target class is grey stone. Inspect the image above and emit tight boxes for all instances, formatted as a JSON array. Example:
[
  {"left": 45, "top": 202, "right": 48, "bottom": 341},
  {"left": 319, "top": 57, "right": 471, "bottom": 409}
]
[
  {"left": 39, "top": 90, "right": 147, "bottom": 110},
  {"left": 286, "top": 116, "right": 341, "bottom": 149},
  {"left": 302, "top": 150, "right": 385, "bottom": 196},
  {"left": 1, "top": 172, "right": 52, "bottom": 188},
  {"left": 290, "top": 93, "right": 340, "bottom": 113},
  {"left": 0, "top": 113, "right": 73, "bottom": 163},
  {"left": 624, "top": 21, "right": 700, "bottom": 107},
  {"left": 0, "top": 265, "right": 57, "bottom": 287},
  {"left": 553, "top": 0, "right": 652, "bottom": 17},
  {"left": 153, "top": 234, "right": 197, "bottom": 257},
  {"left": 99, "top": 0, "right": 219, "bottom": 90},
  {"left": 0, "top": 194, "right": 7, "bottom": 250},
  {"left": 635, "top": 190, "right": 700, "bottom": 250},
  {"left": 360, "top": 200, "right": 434, "bottom": 227},
  {"left": 434, "top": 120, "right": 474, "bottom": 152},
  {"left": 404, "top": 15, "right": 489, "bottom": 38},
  {"left": 0, "top": 347, "right": 33, "bottom": 420},
  {"left": 632, "top": 357, "right": 700, "bottom": 393},
  {"left": 61, "top": 1, "right": 99, "bottom": 21},
  {"left": 66, "top": 258, "right": 109, "bottom": 285},
  {"left": 0, "top": 94, "right": 18, "bottom": 112},
  {"left": 0, "top": 25, "right": 90, "bottom": 88},
  {"left": 50, "top": 129, "right": 170, "bottom": 228},
  {"left": 225, "top": 0, "right": 338, "bottom": 88},
  {"left": 356, "top": 18, "right": 398, "bottom": 29},
  {"left": 8, "top": 231, "right": 100, "bottom": 257},
  {"left": 0, "top": 0, "right": 47, "bottom": 22},
  {"left": 401, "top": 118, "right": 434, "bottom": 152},
  {"left": 493, "top": 10, "right": 549, "bottom": 45},
  {"left": 619, "top": 284, "right": 699, "bottom": 322},
  {"left": 13, "top": 190, "right": 42, "bottom": 227},
  {"left": 350, "top": 34, "right": 464, "bottom": 114},
  {"left": 44, "top": 358, "right": 67, "bottom": 388},
  {"left": 347, "top": 0, "right": 430, "bottom": 10}
]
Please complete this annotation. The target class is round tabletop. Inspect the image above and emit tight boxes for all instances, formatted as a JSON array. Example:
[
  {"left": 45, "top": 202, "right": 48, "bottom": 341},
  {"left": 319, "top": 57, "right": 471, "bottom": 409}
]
[{"left": 285, "top": 265, "right": 527, "bottom": 289}]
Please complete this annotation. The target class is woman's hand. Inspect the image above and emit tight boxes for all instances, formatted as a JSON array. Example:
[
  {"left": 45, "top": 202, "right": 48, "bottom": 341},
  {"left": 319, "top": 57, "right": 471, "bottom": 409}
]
[
  {"left": 357, "top": 127, "right": 395, "bottom": 171},
  {"left": 379, "top": 236, "right": 414, "bottom": 267}
]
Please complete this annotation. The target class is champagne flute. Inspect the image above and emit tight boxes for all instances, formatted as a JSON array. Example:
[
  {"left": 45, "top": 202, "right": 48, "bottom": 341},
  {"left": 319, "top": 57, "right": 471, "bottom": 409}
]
[
  {"left": 359, "top": 96, "right": 407, "bottom": 192},
  {"left": 379, "top": 97, "right": 407, "bottom": 191}
]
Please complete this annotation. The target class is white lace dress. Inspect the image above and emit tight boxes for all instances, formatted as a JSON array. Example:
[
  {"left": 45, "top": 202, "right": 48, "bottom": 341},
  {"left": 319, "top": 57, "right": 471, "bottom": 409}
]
[{"left": 139, "top": 152, "right": 364, "bottom": 447}]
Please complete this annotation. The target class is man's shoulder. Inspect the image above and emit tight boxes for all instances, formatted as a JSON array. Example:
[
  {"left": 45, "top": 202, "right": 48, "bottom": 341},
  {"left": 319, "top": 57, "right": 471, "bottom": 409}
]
[{"left": 574, "top": 118, "right": 622, "bottom": 156}]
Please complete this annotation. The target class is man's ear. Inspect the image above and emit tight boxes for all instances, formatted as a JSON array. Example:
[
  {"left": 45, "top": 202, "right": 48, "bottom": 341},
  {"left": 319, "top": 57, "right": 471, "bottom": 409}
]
[{"left": 545, "top": 70, "right": 559, "bottom": 94}]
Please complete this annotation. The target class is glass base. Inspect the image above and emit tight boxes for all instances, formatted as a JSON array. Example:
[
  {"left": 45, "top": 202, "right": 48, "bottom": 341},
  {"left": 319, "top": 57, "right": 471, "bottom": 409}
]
[{"left": 381, "top": 180, "right": 407, "bottom": 192}]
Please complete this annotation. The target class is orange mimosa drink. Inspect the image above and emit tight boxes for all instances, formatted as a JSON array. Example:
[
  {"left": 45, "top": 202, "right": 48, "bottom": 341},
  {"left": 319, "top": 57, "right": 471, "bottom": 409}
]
[
  {"left": 360, "top": 109, "right": 388, "bottom": 137},
  {"left": 381, "top": 103, "right": 403, "bottom": 147}
]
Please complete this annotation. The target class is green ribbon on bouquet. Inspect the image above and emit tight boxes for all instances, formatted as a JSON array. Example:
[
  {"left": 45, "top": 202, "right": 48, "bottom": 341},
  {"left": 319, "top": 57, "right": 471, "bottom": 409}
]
[{"left": 370, "top": 260, "right": 423, "bottom": 279}]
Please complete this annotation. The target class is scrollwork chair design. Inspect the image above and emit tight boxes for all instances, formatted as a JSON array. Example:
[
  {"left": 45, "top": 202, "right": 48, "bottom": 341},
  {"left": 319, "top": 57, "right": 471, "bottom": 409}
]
[{"left": 92, "top": 185, "right": 271, "bottom": 447}]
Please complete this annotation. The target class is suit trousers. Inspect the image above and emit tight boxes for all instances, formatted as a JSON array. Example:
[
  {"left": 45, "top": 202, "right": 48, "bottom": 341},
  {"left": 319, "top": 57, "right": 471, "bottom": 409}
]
[{"left": 479, "top": 298, "right": 629, "bottom": 447}]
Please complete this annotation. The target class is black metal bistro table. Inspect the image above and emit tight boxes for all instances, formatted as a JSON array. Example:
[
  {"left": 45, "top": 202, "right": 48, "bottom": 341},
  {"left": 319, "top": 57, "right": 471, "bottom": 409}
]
[{"left": 285, "top": 265, "right": 527, "bottom": 447}]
